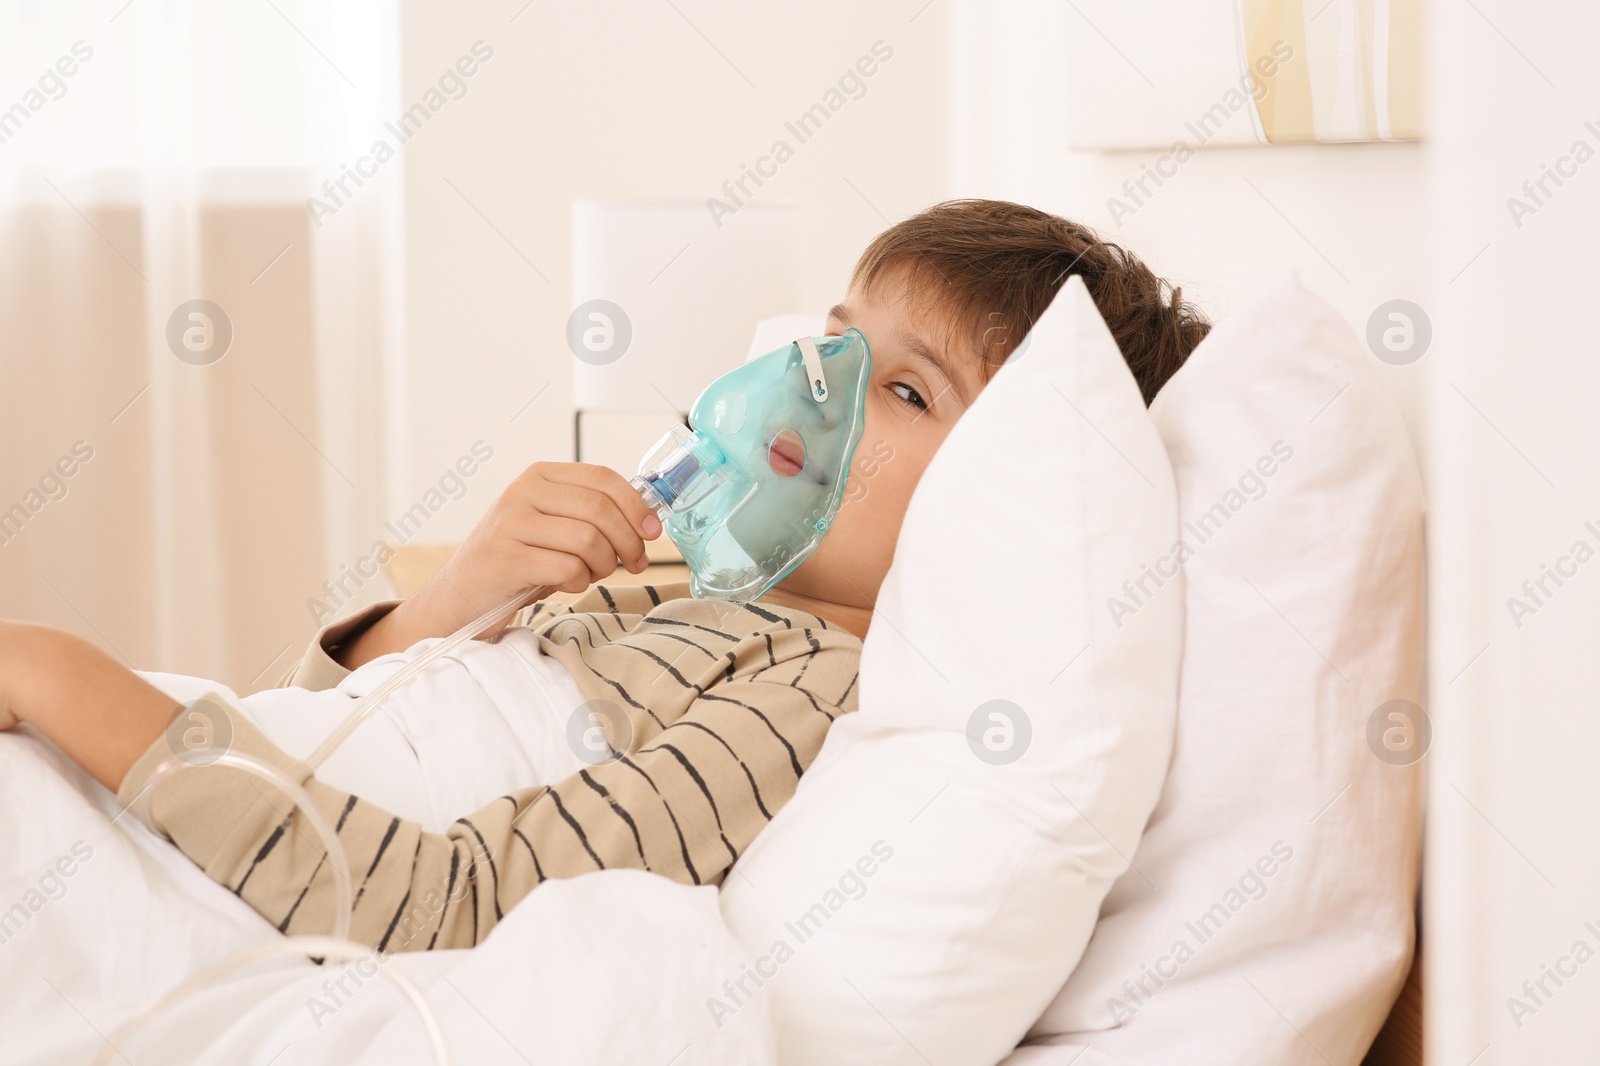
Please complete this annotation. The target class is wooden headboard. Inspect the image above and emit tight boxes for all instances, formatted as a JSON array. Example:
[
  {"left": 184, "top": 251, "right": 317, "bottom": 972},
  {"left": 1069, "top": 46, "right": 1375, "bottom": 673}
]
[{"left": 1361, "top": 944, "right": 1423, "bottom": 1066}]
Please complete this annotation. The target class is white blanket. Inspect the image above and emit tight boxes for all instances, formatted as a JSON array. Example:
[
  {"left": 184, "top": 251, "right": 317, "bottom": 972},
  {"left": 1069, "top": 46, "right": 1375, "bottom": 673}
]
[{"left": 0, "top": 631, "right": 776, "bottom": 1065}]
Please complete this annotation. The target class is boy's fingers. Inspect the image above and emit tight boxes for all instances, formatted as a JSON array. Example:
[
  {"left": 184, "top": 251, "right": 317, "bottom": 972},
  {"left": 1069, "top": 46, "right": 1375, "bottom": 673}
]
[
  {"left": 524, "top": 544, "right": 601, "bottom": 592},
  {"left": 541, "top": 463, "right": 661, "bottom": 539},
  {"left": 521, "top": 515, "right": 624, "bottom": 582},
  {"left": 517, "top": 479, "right": 649, "bottom": 571}
]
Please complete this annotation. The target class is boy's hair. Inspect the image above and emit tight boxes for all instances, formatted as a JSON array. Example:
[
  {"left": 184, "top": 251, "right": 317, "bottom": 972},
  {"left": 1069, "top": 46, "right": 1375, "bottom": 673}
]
[{"left": 850, "top": 199, "right": 1211, "bottom": 405}]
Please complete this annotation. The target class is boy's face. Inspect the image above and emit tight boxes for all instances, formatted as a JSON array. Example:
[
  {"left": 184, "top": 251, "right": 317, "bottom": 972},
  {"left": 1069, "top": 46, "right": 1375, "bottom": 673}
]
[{"left": 772, "top": 267, "right": 988, "bottom": 610}]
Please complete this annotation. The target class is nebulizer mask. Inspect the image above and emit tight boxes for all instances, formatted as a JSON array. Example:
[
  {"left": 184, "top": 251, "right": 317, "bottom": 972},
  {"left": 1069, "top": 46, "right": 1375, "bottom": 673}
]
[
  {"left": 118, "top": 331, "right": 871, "bottom": 1060},
  {"left": 630, "top": 326, "right": 872, "bottom": 601}
]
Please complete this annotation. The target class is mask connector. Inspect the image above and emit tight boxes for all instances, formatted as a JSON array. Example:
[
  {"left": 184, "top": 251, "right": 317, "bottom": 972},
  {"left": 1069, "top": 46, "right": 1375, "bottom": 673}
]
[{"left": 630, "top": 422, "right": 724, "bottom": 520}]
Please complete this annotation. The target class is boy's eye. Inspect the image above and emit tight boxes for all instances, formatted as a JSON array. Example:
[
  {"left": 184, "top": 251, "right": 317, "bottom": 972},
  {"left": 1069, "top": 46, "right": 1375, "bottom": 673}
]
[{"left": 889, "top": 381, "right": 927, "bottom": 411}]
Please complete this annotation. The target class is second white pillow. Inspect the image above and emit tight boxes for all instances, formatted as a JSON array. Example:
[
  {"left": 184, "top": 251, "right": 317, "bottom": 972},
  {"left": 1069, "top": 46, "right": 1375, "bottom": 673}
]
[{"left": 1016, "top": 272, "right": 1426, "bottom": 1065}]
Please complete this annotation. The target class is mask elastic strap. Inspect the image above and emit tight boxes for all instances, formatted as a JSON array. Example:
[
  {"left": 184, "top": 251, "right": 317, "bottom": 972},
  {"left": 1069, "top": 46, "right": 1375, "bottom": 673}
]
[{"left": 797, "top": 336, "right": 828, "bottom": 403}]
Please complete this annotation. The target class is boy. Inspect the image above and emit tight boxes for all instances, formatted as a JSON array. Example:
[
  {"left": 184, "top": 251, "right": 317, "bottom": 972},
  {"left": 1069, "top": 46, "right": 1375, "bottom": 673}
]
[{"left": 1, "top": 200, "right": 1210, "bottom": 951}]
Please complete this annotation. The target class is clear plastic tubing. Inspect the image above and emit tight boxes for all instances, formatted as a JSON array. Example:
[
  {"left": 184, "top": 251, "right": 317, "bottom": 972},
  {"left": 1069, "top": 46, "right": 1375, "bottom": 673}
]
[{"left": 138, "top": 750, "right": 356, "bottom": 942}]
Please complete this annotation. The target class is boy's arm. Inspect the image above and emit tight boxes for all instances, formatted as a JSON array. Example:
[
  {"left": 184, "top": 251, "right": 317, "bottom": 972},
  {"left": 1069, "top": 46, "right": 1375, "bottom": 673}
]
[
  {"left": 0, "top": 621, "right": 184, "bottom": 791},
  {"left": 119, "top": 664, "right": 849, "bottom": 950}
]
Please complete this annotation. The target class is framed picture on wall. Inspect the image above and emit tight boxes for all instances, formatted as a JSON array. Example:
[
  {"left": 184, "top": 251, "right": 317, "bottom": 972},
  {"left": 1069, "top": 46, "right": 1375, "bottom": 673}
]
[{"left": 1064, "top": 0, "right": 1425, "bottom": 149}]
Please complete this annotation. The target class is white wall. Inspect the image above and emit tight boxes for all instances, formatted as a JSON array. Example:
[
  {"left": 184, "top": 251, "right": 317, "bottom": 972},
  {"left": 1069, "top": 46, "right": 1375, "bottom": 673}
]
[
  {"left": 1426, "top": 1, "right": 1600, "bottom": 1060},
  {"left": 394, "top": 0, "right": 951, "bottom": 541}
]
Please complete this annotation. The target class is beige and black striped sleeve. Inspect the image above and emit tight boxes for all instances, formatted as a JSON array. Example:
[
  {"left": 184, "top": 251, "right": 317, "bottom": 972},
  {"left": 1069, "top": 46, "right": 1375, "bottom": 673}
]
[
  {"left": 116, "top": 628, "right": 858, "bottom": 952},
  {"left": 273, "top": 599, "right": 403, "bottom": 692}
]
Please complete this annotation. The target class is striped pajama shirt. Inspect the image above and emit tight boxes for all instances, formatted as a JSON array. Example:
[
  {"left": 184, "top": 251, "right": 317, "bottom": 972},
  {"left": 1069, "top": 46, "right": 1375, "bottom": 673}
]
[{"left": 115, "top": 582, "right": 861, "bottom": 952}]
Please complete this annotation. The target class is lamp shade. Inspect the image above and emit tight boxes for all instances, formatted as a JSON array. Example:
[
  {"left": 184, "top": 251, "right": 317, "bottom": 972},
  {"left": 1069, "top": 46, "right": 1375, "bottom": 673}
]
[{"left": 571, "top": 199, "right": 804, "bottom": 414}]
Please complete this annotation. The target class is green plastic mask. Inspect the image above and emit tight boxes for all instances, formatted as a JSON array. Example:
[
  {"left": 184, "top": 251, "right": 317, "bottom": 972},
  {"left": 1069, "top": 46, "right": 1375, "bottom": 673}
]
[{"left": 630, "top": 328, "right": 872, "bottom": 601}]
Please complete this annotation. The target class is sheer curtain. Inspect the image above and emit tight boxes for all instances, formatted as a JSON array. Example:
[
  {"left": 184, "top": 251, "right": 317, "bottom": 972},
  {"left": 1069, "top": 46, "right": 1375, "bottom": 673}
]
[{"left": 0, "top": 0, "right": 405, "bottom": 690}]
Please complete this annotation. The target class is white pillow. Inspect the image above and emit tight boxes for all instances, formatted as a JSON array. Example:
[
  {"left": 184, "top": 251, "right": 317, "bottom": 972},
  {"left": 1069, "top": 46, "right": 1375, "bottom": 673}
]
[
  {"left": 719, "top": 276, "right": 1184, "bottom": 1065},
  {"left": 1012, "top": 272, "right": 1426, "bottom": 1064}
]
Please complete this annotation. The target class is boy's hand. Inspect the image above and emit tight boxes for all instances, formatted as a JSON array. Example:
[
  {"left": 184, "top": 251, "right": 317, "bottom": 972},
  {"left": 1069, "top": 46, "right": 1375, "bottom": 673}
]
[
  {"left": 423, "top": 461, "right": 662, "bottom": 628},
  {"left": 335, "top": 463, "right": 663, "bottom": 669}
]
